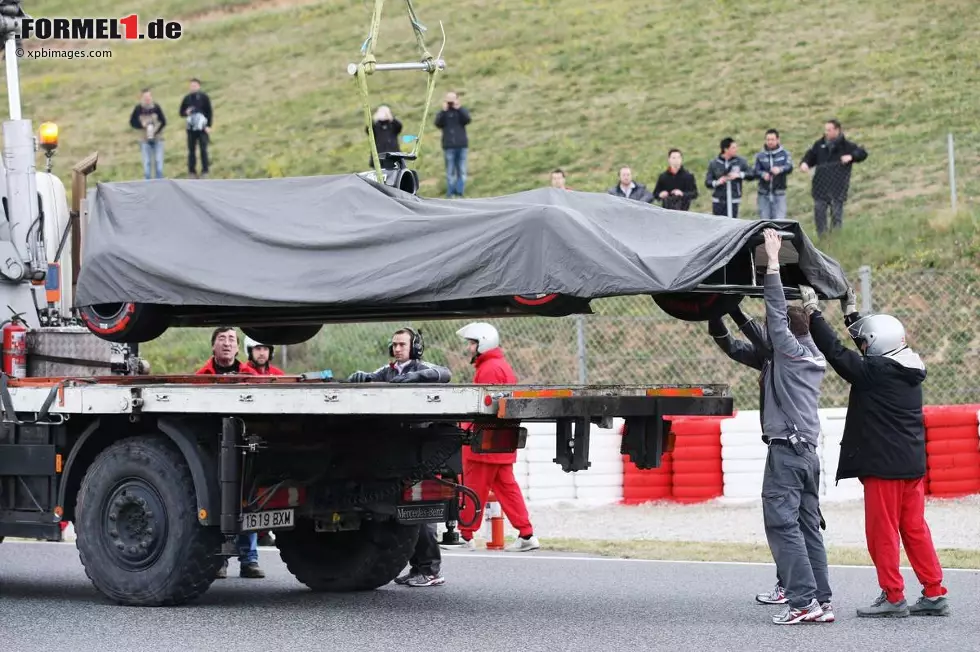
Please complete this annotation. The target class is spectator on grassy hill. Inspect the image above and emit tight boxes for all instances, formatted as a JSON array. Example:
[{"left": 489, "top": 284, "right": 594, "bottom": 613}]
[
  {"left": 799, "top": 119, "right": 869, "bottom": 237},
  {"left": 179, "top": 77, "right": 213, "bottom": 179},
  {"left": 753, "top": 129, "right": 793, "bottom": 220},
  {"left": 366, "top": 104, "right": 403, "bottom": 169},
  {"left": 434, "top": 91, "right": 471, "bottom": 198},
  {"left": 705, "top": 137, "right": 755, "bottom": 218},
  {"left": 652, "top": 149, "right": 698, "bottom": 211},
  {"left": 129, "top": 88, "right": 166, "bottom": 180},
  {"left": 551, "top": 168, "right": 571, "bottom": 190},
  {"left": 607, "top": 166, "right": 653, "bottom": 203}
]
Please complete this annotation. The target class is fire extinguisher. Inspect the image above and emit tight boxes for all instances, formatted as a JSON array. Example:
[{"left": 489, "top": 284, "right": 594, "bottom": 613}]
[{"left": 2, "top": 312, "right": 28, "bottom": 378}]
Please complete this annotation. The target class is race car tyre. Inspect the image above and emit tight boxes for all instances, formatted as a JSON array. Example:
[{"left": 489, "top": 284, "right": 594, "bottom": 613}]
[
  {"left": 652, "top": 292, "right": 743, "bottom": 322},
  {"left": 276, "top": 519, "right": 420, "bottom": 592},
  {"left": 74, "top": 434, "right": 224, "bottom": 607},
  {"left": 78, "top": 302, "right": 172, "bottom": 343},
  {"left": 242, "top": 325, "right": 322, "bottom": 346},
  {"left": 509, "top": 293, "right": 591, "bottom": 317}
]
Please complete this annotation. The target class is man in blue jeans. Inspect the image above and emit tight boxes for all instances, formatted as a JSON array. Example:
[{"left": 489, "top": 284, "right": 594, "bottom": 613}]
[
  {"left": 129, "top": 88, "right": 166, "bottom": 179},
  {"left": 434, "top": 91, "right": 471, "bottom": 198}
]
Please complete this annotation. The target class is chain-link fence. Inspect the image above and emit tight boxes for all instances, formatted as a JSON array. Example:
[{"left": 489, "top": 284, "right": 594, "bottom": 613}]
[{"left": 139, "top": 266, "right": 980, "bottom": 409}]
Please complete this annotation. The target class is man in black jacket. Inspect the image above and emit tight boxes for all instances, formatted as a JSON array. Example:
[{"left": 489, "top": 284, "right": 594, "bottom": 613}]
[
  {"left": 799, "top": 119, "right": 868, "bottom": 236},
  {"left": 179, "top": 78, "right": 213, "bottom": 178},
  {"left": 799, "top": 285, "right": 950, "bottom": 618},
  {"left": 705, "top": 137, "right": 756, "bottom": 218},
  {"left": 608, "top": 165, "right": 654, "bottom": 203},
  {"left": 348, "top": 327, "right": 452, "bottom": 588},
  {"left": 434, "top": 91, "right": 471, "bottom": 198},
  {"left": 653, "top": 149, "right": 698, "bottom": 211}
]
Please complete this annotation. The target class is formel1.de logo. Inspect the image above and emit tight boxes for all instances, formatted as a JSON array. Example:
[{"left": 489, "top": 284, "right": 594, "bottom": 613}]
[{"left": 20, "top": 15, "right": 182, "bottom": 41}]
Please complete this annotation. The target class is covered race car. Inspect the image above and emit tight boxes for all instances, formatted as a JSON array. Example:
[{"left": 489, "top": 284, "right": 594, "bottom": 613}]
[{"left": 73, "top": 173, "right": 850, "bottom": 344}]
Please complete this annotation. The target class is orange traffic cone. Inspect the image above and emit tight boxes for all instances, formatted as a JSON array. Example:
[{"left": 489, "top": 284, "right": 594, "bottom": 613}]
[{"left": 485, "top": 490, "right": 505, "bottom": 550}]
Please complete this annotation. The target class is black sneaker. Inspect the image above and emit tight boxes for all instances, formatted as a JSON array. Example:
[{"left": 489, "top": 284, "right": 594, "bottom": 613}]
[
  {"left": 909, "top": 593, "right": 950, "bottom": 616},
  {"left": 856, "top": 591, "right": 909, "bottom": 618}
]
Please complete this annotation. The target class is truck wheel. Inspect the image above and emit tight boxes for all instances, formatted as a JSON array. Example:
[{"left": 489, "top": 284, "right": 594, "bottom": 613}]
[
  {"left": 276, "top": 519, "right": 420, "bottom": 592},
  {"left": 78, "top": 303, "right": 171, "bottom": 343},
  {"left": 74, "top": 434, "right": 224, "bottom": 607},
  {"left": 652, "top": 292, "right": 743, "bottom": 322},
  {"left": 242, "top": 325, "right": 322, "bottom": 346}
]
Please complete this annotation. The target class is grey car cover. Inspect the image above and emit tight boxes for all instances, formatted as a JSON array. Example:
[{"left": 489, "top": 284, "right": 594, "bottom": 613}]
[{"left": 73, "top": 174, "right": 850, "bottom": 308}]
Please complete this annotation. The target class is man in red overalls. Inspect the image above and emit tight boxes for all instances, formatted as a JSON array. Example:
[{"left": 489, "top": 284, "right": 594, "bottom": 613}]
[
  {"left": 455, "top": 322, "right": 540, "bottom": 552},
  {"left": 245, "top": 336, "right": 285, "bottom": 376}
]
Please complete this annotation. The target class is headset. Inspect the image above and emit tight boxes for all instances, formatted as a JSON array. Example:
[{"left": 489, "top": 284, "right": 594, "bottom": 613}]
[{"left": 389, "top": 326, "right": 424, "bottom": 360}]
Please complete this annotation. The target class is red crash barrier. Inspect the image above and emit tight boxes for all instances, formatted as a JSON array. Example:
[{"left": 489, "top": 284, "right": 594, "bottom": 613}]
[{"left": 923, "top": 405, "right": 980, "bottom": 498}]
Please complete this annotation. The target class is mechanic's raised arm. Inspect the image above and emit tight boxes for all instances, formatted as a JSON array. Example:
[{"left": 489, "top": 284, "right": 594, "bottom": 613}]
[
  {"left": 762, "top": 229, "right": 806, "bottom": 358},
  {"left": 729, "top": 305, "right": 772, "bottom": 357},
  {"left": 807, "top": 310, "right": 872, "bottom": 387},
  {"left": 708, "top": 317, "right": 765, "bottom": 371}
]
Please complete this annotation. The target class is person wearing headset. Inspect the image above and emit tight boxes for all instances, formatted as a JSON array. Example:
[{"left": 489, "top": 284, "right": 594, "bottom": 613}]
[
  {"left": 348, "top": 327, "right": 452, "bottom": 588},
  {"left": 346, "top": 327, "right": 451, "bottom": 384}
]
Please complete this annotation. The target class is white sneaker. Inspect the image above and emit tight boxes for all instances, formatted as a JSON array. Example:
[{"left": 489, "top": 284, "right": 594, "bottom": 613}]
[
  {"left": 505, "top": 535, "right": 540, "bottom": 552},
  {"left": 441, "top": 537, "right": 477, "bottom": 551}
]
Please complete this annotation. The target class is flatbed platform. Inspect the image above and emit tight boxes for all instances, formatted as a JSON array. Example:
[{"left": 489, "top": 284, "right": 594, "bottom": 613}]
[{"left": 1, "top": 377, "right": 732, "bottom": 418}]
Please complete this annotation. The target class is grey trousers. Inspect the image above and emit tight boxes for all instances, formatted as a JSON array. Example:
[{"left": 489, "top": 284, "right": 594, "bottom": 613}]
[
  {"left": 758, "top": 193, "right": 787, "bottom": 220},
  {"left": 762, "top": 441, "right": 832, "bottom": 608},
  {"left": 814, "top": 198, "right": 845, "bottom": 235}
]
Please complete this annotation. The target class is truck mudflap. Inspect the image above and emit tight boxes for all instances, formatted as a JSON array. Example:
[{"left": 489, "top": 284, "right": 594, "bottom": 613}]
[{"left": 494, "top": 386, "right": 734, "bottom": 471}]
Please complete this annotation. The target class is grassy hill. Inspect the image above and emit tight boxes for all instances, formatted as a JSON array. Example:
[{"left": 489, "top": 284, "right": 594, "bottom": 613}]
[
  {"left": 2, "top": 0, "right": 978, "bottom": 405},
  {"left": 6, "top": 0, "right": 980, "bottom": 273}
]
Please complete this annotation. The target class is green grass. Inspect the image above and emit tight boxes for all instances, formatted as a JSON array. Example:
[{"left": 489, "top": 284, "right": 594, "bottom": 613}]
[{"left": 5, "top": 0, "right": 980, "bottom": 274}]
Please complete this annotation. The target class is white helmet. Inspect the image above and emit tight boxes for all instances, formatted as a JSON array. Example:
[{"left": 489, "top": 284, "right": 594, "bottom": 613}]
[
  {"left": 244, "top": 336, "right": 273, "bottom": 357},
  {"left": 847, "top": 313, "right": 907, "bottom": 356},
  {"left": 456, "top": 322, "right": 499, "bottom": 354}
]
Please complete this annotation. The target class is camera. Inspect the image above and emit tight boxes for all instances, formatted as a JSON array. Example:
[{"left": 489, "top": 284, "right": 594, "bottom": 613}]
[{"left": 356, "top": 151, "right": 420, "bottom": 195}]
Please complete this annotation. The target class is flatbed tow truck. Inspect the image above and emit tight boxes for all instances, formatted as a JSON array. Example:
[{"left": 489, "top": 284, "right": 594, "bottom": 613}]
[{"left": 0, "top": 3, "right": 733, "bottom": 606}]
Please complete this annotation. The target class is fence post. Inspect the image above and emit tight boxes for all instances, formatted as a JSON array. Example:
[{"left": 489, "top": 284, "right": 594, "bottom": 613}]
[
  {"left": 947, "top": 132, "right": 957, "bottom": 214},
  {"left": 282, "top": 344, "right": 288, "bottom": 370},
  {"left": 858, "top": 265, "right": 873, "bottom": 313},
  {"left": 575, "top": 314, "right": 588, "bottom": 385}
]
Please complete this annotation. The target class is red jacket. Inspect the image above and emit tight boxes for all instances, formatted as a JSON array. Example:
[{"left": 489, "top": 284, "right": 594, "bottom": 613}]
[
  {"left": 463, "top": 348, "right": 519, "bottom": 464},
  {"left": 252, "top": 364, "right": 285, "bottom": 376},
  {"left": 195, "top": 358, "right": 259, "bottom": 375}
]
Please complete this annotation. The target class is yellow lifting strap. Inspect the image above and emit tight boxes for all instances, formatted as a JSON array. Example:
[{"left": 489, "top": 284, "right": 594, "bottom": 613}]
[{"left": 348, "top": 0, "right": 447, "bottom": 184}]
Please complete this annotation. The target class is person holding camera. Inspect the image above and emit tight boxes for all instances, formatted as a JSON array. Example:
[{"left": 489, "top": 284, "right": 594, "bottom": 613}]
[
  {"left": 434, "top": 91, "right": 471, "bottom": 198},
  {"left": 366, "top": 105, "right": 403, "bottom": 169},
  {"left": 129, "top": 88, "right": 167, "bottom": 180}
]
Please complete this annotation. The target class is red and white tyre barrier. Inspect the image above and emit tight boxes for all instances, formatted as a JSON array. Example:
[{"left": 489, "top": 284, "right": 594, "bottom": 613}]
[
  {"left": 669, "top": 416, "right": 724, "bottom": 503},
  {"left": 923, "top": 405, "right": 980, "bottom": 498},
  {"left": 720, "top": 410, "right": 766, "bottom": 501},
  {"left": 818, "top": 407, "right": 863, "bottom": 502}
]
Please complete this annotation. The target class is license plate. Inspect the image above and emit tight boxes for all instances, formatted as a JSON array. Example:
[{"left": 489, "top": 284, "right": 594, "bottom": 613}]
[
  {"left": 396, "top": 503, "right": 447, "bottom": 524},
  {"left": 241, "top": 508, "right": 294, "bottom": 532}
]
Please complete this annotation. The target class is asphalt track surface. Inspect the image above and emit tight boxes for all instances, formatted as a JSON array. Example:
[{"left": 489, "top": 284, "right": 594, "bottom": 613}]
[{"left": 1, "top": 541, "right": 978, "bottom": 652}]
